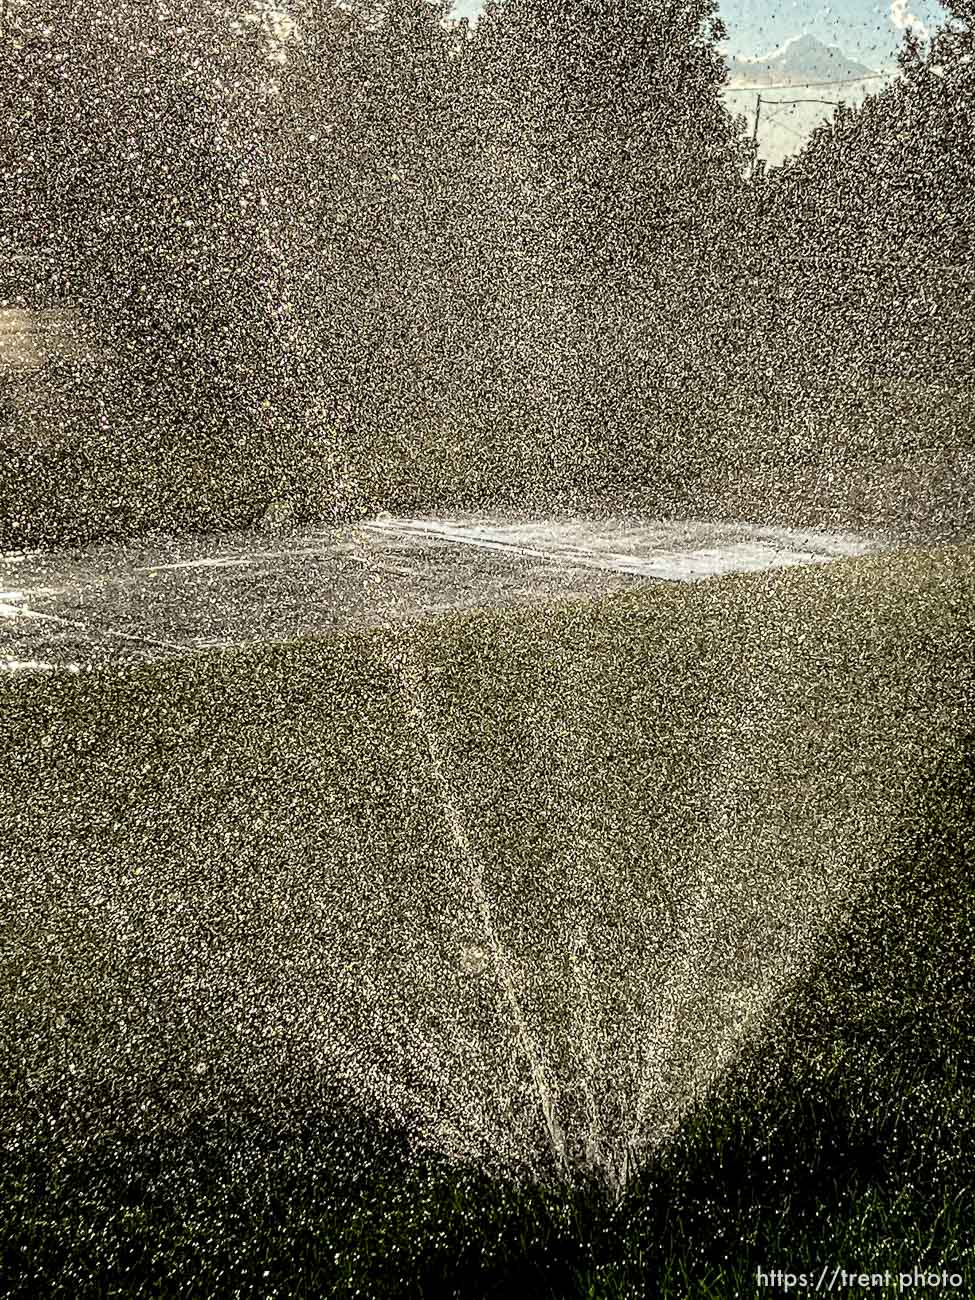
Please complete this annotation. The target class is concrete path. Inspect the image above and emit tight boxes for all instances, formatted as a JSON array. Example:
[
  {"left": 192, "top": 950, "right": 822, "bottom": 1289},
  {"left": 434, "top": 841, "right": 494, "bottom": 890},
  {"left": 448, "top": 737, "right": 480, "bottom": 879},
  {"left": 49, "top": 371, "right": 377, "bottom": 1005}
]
[
  {"left": 0, "top": 513, "right": 898, "bottom": 675},
  {"left": 0, "top": 307, "right": 83, "bottom": 374}
]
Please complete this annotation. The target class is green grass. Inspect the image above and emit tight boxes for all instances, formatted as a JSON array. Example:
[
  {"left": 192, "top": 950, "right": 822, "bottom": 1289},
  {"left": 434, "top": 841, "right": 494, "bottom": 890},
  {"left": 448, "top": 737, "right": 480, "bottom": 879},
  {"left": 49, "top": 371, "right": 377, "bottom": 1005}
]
[
  {"left": 2, "top": 736, "right": 971, "bottom": 1299},
  {"left": 1, "top": 549, "right": 973, "bottom": 1297}
]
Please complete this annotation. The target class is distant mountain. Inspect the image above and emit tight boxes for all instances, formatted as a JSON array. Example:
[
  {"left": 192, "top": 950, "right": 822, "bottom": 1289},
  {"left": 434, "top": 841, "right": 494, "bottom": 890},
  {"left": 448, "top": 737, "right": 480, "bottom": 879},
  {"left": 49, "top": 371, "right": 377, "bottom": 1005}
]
[{"left": 726, "top": 33, "right": 879, "bottom": 87}]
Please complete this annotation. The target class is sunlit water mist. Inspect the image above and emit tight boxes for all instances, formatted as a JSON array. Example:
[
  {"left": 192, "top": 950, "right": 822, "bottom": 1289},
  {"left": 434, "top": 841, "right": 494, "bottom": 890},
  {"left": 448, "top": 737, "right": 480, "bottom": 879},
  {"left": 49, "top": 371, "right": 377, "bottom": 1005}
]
[
  {"left": 3, "top": 2, "right": 972, "bottom": 1216},
  {"left": 260, "top": 531, "right": 945, "bottom": 1199},
  {"left": 3, "top": 720, "right": 923, "bottom": 1198},
  {"left": 307, "top": 641, "right": 880, "bottom": 1198},
  {"left": 5, "top": 523, "right": 960, "bottom": 1201}
]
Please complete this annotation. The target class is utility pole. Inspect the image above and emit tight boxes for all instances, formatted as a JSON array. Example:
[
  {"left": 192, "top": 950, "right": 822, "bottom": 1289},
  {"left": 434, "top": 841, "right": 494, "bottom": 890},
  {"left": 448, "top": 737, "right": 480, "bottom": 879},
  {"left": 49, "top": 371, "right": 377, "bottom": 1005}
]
[{"left": 750, "top": 94, "right": 762, "bottom": 181}]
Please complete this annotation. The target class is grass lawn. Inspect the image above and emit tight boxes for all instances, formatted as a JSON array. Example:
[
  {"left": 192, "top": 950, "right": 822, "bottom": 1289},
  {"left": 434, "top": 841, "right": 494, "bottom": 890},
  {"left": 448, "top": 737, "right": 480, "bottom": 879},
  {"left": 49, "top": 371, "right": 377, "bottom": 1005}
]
[
  {"left": 1, "top": 549, "right": 973, "bottom": 1298},
  {"left": 1, "top": 739, "right": 971, "bottom": 1299}
]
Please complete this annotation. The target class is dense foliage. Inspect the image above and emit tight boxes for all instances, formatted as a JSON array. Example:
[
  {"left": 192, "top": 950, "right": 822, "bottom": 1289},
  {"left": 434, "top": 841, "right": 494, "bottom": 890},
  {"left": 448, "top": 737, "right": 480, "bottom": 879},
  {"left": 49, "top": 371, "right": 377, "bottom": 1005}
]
[
  {"left": 741, "top": 0, "right": 974, "bottom": 391},
  {"left": 0, "top": 0, "right": 971, "bottom": 536}
]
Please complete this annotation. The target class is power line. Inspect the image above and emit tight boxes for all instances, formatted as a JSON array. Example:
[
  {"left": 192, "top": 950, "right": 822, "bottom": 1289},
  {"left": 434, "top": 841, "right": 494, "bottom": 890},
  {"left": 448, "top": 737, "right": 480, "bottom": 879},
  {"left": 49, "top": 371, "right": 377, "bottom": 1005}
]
[
  {"left": 724, "top": 74, "right": 887, "bottom": 92},
  {"left": 759, "top": 97, "right": 842, "bottom": 107},
  {"left": 759, "top": 112, "right": 807, "bottom": 142}
]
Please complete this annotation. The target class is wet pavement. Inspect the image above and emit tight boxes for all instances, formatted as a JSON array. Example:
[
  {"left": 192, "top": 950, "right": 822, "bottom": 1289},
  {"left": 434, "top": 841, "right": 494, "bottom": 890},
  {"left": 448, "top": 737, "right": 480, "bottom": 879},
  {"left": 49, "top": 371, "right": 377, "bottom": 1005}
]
[{"left": 0, "top": 512, "right": 900, "bottom": 675}]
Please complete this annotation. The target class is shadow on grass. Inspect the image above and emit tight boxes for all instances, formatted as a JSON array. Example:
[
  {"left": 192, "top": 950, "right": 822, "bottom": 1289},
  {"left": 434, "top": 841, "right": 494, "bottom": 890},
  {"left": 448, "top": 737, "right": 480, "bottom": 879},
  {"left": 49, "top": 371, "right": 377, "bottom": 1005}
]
[
  {"left": 619, "top": 728, "right": 975, "bottom": 1297},
  {"left": 0, "top": 1067, "right": 594, "bottom": 1300},
  {"left": 1, "top": 735, "right": 972, "bottom": 1299}
]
